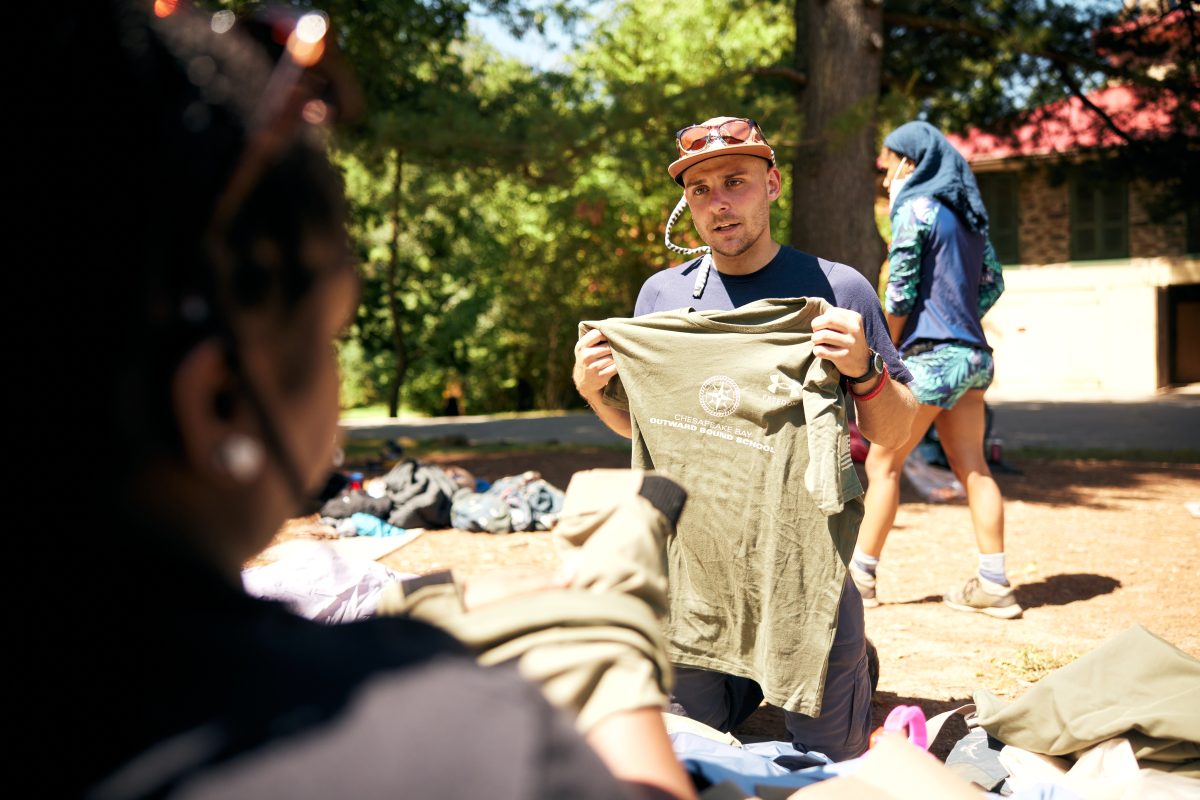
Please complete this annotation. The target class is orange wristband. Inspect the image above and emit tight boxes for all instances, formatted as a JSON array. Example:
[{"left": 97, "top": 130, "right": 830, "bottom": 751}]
[{"left": 849, "top": 363, "right": 889, "bottom": 402}]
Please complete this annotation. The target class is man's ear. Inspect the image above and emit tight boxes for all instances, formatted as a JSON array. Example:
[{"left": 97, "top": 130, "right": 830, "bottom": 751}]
[
  {"left": 172, "top": 339, "right": 242, "bottom": 481},
  {"left": 766, "top": 166, "right": 782, "bottom": 201}
]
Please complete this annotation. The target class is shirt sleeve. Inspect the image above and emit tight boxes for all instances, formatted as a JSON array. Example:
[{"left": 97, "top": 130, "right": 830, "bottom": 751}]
[
  {"left": 825, "top": 262, "right": 913, "bottom": 386},
  {"left": 978, "top": 238, "right": 1005, "bottom": 318},
  {"left": 633, "top": 278, "right": 661, "bottom": 317},
  {"left": 884, "top": 197, "right": 931, "bottom": 317}
]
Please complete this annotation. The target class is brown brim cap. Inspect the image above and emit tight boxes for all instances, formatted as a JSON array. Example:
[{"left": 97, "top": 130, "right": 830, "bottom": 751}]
[{"left": 668, "top": 142, "right": 775, "bottom": 185}]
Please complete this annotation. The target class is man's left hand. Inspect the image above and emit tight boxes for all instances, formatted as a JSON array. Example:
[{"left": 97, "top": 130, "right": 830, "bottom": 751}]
[{"left": 812, "top": 307, "right": 871, "bottom": 379}]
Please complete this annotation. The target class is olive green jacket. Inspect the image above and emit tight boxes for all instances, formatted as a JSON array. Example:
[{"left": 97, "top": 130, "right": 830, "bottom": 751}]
[{"left": 380, "top": 469, "right": 677, "bottom": 733}]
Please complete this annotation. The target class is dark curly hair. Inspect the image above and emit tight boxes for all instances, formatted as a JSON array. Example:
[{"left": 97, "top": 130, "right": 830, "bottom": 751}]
[{"left": 44, "top": 1, "right": 350, "bottom": 496}]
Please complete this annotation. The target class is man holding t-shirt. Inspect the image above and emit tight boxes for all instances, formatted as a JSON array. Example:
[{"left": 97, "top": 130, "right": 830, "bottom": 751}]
[{"left": 573, "top": 117, "right": 917, "bottom": 760}]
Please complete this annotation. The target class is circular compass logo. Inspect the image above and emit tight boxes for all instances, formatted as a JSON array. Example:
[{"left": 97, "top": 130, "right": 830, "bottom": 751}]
[{"left": 698, "top": 375, "right": 741, "bottom": 417}]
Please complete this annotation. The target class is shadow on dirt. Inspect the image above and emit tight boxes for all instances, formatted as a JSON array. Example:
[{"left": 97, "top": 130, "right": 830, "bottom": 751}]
[
  {"left": 888, "top": 572, "right": 1120, "bottom": 610},
  {"left": 996, "top": 460, "right": 1196, "bottom": 510},
  {"left": 1013, "top": 573, "right": 1121, "bottom": 610},
  {"left": 862, "top": 459, "right": 1193, "bottom": 514}
]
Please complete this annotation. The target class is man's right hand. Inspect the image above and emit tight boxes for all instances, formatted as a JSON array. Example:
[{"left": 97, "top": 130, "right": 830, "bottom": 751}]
[
  {"left": 574, "top": 327, "right": 633, "bottom": 439},
  {"left": 574, "top": 327, "right": 620, "bottom": 400}
]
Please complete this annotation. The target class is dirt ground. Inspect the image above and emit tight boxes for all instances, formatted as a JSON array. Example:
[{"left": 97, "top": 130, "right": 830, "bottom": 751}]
[{"left": 281, "top": 448, "right": 1200, "bottom": 758}]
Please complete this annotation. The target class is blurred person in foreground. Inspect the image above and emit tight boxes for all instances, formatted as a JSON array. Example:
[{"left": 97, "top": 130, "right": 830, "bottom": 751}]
[
  {"left": 850, "top": 121, "right": 1016, "bottom": 619},
  {"left": 30, "top": 2, "right": 695, "bottom": 797}
]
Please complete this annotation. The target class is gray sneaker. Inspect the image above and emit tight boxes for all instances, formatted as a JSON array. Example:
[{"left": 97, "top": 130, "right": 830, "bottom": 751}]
[
  {"left": 944, "top": 575, "right": 1023, "bottom": 619},
  {"left": 850, "top": 564, "right": 879, "bottom": 608}
]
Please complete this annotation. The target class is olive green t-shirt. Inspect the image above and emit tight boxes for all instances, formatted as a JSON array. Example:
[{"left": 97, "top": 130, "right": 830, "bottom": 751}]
[{"left": 580, "top": 297, "right": 864, "bottom": 715}]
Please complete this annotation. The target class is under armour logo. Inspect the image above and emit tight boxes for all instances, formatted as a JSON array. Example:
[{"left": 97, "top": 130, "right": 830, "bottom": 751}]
[{"left": 767, "top": 372, "right": 801, "bottom": 399}]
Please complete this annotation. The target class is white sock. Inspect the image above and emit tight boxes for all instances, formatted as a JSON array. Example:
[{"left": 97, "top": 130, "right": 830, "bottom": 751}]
[
  {"left": 852, "top": 549, "right": 880, "bottom": 576},
  {"left": 978, "top": 552, "right": 1009, "bottom": 589}
]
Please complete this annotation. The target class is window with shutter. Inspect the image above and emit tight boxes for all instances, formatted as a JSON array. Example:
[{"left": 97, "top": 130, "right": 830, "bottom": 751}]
[{"left": 1070, "top": 171, "right": 1129, "bottom": 260}]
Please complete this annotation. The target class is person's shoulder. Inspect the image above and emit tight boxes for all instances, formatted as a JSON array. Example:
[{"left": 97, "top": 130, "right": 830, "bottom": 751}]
[
  {"left": 895, "top": 194, "right": 939, "bottom": 225},
  {"left": 137, "top": 656, "right": 619, "bottom": 799},
  {"left": 807, "top": 256, "right": 882, "bottom": 313},
  {"left": 636, "top": 256, "right": 707, "bottom": 315},
  {"left": 813, "top": 256, "right": 871, "bottom": 292},
  {"left": 642, "top": 256, "right": 706, "bottom": 287},
  {"left": 308, "top": 662, "right": 624, "bottom": 797},
  {"left": 369, "top": 663, "right": 621, "bottom": 797},
  {"left": 772, "top": 245, "right": 829, "bottom": 281}
]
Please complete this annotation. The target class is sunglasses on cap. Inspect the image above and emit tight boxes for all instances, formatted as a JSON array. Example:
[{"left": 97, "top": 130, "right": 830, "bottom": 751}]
[{"left": 675, "top": 118, "right": 768, "bottom": 155}]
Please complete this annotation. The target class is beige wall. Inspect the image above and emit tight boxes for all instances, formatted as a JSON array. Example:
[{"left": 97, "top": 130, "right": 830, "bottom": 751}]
[
  {"left": 971, "top": 161, "right": 1196, "bottom": 397},
  {"left": 984, "top": 257, "right": 1200, "bottom": 398}
]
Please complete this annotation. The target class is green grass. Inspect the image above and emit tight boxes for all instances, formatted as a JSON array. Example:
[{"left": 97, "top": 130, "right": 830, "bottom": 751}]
[
  {"left": 992, "top": 646, "right": 1078, "bottom": 686},
  {"left": 339, "top": 403, "right": 420, "bottom": 420},
  {"left": 1007, "top": 447, "right": 1200, "bottom": 464}
]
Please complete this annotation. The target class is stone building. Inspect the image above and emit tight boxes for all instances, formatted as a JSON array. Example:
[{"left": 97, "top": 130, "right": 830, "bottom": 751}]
[{"left": 946, "top": 85, "right": 1198, "bottom": 398}]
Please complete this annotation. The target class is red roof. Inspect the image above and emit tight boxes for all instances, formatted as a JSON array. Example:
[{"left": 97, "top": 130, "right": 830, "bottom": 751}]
[
  {"left": 946, "top": 85, "right": 1193, "bottom": 163},
  {"left": 1095, "top": 8, "right": 1197, "bottom": 69}
]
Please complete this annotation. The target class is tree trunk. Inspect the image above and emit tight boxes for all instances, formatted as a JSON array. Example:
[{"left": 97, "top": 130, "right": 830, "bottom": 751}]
[
  {"left": 541, "top": 308, "right": 563, "bottom": 410},
  {"left": 790, "top": 0, "right": 886, "bottom": 288},
  {"left": 386, "top": 148, "right": 409, "bottom": 417}
]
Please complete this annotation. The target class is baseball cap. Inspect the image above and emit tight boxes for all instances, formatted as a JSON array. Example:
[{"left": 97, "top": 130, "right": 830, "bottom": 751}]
[{"left": 668, "top": 116, "right": 775, "bottom": 185}]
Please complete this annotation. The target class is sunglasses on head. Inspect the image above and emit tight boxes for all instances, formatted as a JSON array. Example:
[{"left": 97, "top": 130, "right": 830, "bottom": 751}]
[{"left": 675, "top": 118, "right": 767, "bottom": 155}]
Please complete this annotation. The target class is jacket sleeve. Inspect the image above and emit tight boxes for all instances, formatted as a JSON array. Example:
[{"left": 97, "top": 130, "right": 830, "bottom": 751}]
[
  {"left": 885, "top": 197, "right": 931, "bottom": 317},
  {"left": 978, "top": 238, "right": 1005, "bottom": 318}
]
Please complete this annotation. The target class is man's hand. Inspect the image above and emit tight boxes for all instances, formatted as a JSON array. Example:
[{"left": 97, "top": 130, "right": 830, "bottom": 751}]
[
  {"left": 812, "top": 307, "right": 872, "bottom": 381},
  {"left": 573, "top": 327, "right": 634, "bottom": 439},
  {"left": 574, "top": 327, "right": 619, "bottom": 400}
]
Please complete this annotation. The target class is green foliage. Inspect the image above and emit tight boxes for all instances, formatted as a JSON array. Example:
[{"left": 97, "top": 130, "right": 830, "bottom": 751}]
[
  {"left": 207, "top": 0, "right": 1193, "bottom": 416},
  {"left": 879, "top": 1, "right": 1197, "bottom": 215}
]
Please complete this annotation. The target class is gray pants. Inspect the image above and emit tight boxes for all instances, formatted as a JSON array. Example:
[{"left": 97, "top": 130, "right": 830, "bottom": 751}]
[{"left": 668, "top": 575, "right": 871, "bottom": 762}]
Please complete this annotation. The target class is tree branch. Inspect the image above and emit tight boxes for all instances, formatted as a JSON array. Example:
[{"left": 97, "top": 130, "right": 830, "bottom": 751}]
[
  {"left": 882, "top": 9, "right": 1171, "bottom": 91},
  {"left": 747, "top": 65, "right": 808, "bottom": 87},
  {"left": 1052, "top": 61, "right": 1136, "bottom": 147}
]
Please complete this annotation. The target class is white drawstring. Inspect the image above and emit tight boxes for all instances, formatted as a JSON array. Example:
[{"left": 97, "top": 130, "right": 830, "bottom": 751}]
[{"left": 663, "top": 195, "right": 712, "bottom": 299}]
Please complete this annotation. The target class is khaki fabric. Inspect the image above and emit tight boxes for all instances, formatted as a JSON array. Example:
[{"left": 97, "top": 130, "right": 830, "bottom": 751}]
[
  {"left": 662, "top": 711, "right": 744, "bottom": 747},
  {"left": 974, "top": 624, "right": 1200, "bottom": 776},
  {"left": 580, "top": 297, "right": 864, "bottom": 716},
  {"left": 378, "top": 469, "right": 675, "bottom": 733}
]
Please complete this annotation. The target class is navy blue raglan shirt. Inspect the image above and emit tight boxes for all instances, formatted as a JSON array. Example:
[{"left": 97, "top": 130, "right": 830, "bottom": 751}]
[{"left": 635, "top": 245, "right": 912, "bottom": 386}]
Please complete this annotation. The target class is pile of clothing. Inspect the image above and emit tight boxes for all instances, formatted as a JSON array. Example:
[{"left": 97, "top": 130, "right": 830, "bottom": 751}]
[
  {"left": 937, "top": 623, "right": 1198, "bottom": 798},
  {"left": 669, "top": 624, "right": 1198, "bottom": 798},
  {"left": 319, "top": 459, "right": 564, "bottom": 535},
  {"left": 319, "top": 458, "right": 469, "bottom": 531},
  {"left": 450, "top": 471, "right": 565, "bottom": 534}
]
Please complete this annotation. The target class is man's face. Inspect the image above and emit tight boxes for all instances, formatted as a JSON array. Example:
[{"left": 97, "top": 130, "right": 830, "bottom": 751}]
[{"left": 682, "top": 154, "right": 780, "bottom": 259}]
